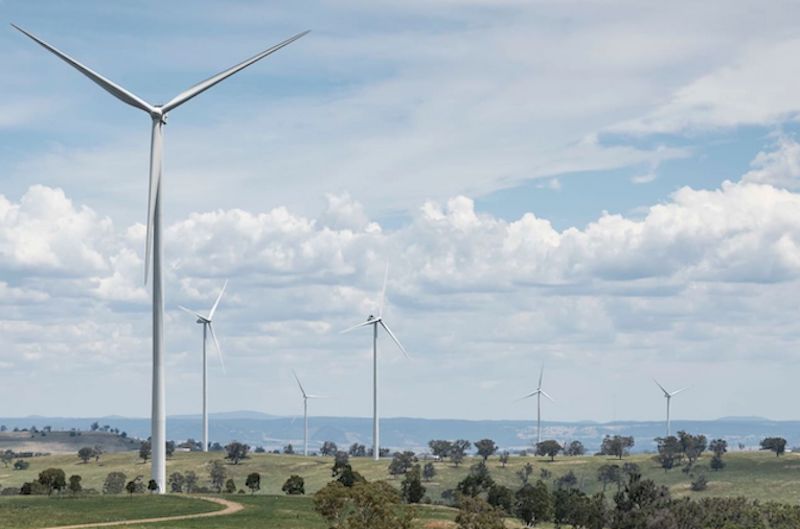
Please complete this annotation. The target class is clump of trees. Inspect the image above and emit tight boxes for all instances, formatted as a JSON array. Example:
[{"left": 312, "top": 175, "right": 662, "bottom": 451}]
[
  {"left": 760, "top": 437, "right": 787, "bottom": 457},
  {"left": 599, "top": 435, "right": 635, "bottom": 459},
  {"left": 535, "top": 440, "right": 563, "bottom": 461},
  {"left": 282, "top": 474, "right": 304, "bottom": 495},
  {"left": 225, "top": 441, "right": 250, "bottom": 464}
]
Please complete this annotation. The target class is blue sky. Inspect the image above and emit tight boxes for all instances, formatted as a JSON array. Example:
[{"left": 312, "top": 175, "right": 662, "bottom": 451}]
[{"left": 3, "top": 0, "right": 800, "bottom": 427}]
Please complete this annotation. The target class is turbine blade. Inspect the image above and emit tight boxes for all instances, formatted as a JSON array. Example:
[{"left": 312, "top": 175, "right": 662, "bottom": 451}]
[
  {"left": 340, "top": 320, "right": 373, "bottom": 334},
  {"left": 178, "top": 305, "right": 207, "bottom": 322},
  {"left": 161, "top": 30, "right": 310, "bottom": 113},
  {"left": 378, "top": 263, "right": 389, "bottom": 318},
  {"left": 144, "top": 119, "right": 163, "bottom": 285},
  {"left": 292, "top": 369, "right": 307, "bottom": 398},
  {"left": 208, "top": 279, "right": 228, "bottom": 321},
  {"left": 516, "top": 390, "right": 540, "bottom": 401},
  {"left": 653, "top": 378, "right": 670, "bottom": 397},
  {"left": 541, "top": 390, "right": 555, "bottom": 402},
  {"left": 306, "top": 395, "right": 327, "bottom": 399},
  {"left": 208, "top": 323, "right": 226, "bottom": 374},
  {"left": 11, "top": 24, "right": 153, "bottom": 114},
  {"left": 379, "top": 320, "right": 410, "bottom": 359},
  {"left": 538, "top": 364, "right": 544, "bottom": 390},
  {"left": 671, "top": 387, "right": 689, "bottom": 396}
]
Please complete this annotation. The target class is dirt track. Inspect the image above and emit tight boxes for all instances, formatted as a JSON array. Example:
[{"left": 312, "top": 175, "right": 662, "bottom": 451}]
[{"left": 38, "top": 496, "right": 244, "bottom": 529}]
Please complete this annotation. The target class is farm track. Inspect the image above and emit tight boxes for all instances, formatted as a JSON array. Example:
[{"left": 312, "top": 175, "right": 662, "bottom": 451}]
[{"left": 37, "top": 496, "right": 243, "bottom": 529}]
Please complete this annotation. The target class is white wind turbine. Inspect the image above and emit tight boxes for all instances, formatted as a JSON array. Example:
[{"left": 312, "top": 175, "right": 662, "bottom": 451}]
[
  {"left": 179, "top": 280, "right": 228, "bottom": 453},
  {"left": 12, "top": 24, "right": 309, "bottom": 492},
  {"left": 654, "top": 379, "right": 687, "bottom": 437},
  {"left": 293, "top": 370, "right": 325, "bottom": 457},
  {"left": 342, "top": 265, "right": 409, "bottom": 461},
  {"left": 518, "top": 365, "right": 555, "bottom": 445}
]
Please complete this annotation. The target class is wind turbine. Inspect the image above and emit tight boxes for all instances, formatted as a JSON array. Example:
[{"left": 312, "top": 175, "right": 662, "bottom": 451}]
[
  {"left": 654, "top": 379, "right": 687, "bottom": 437},
  {"left": 12, "top": 24, "right": 309, "bottom": 493},
  {"left": 179, "top": 280, "right": 228, "bottom": 453},
  {"left": 518, "top": 365, "right": 554, "bottom": 445},
  {"left": 293, "top": 370, "right": 325, "bottom": 457},
  {"left": 341, "top": 265, "right": 409, "bottom": 461}
]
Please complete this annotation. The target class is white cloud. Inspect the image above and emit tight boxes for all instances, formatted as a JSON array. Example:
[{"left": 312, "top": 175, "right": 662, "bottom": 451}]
[{"left": 742, "top": 136, "right": 800, "bottom": 190}]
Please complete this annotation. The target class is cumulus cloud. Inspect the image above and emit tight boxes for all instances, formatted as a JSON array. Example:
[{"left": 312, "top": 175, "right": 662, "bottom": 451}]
[{"left": 742, "top": 136, "right": 800, "bottom": 190}]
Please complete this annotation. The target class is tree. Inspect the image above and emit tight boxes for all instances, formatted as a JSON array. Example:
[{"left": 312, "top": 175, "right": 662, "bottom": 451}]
[
  {"left": 139, "top": 440, "right": 151, "bottom": 462},
  {"left": 1, "top": 450, "right": 14, "bottom": 467},
  {"left": 281, "top": 474, "right": 304, "bottom": 495},
  {"left": 349, "top": 443, "right": 367, "bottom": 457},
  {"left": 517, "top": 462, "right": 534, "bottom": 485},
  {"left": 78, "top": 446, "right": 95, "bottom": 464},
  {"left": 320, "top": 441, "right": 338, "bottom": 456},
  {"left": 428, "top": 440, "right": 453, "bottom": 461},
  {"left": 611, "top": 473, "right": 670, "bottom": 528},
  {"left": 13, "top": 459, "right": 29, "bottom": 471},
  {"left": 93, "top": 445, "right": 103, "bottom": 463},
  {"left": 388, "top": 451, "right": 417, "bottom": 477},
  {"left": 709, "top": 438, "right": 728, "bottom": 456},
  {"left": 761, "top": 437, "right": 787, "bottom": 457},
  {"left": 166, "top": 440, "right": 175, "bottom": 458},
  {"left": 148, "top": 479, "right": 159, "bottom": 493},
  {"left": 284, "top": 444, "right": 295, "bottom": 455},
  {"left": 90, "top": 422, "right": 100, "bottom": 431},
  {"left": 38, "top": 468, "right": 67, "bottom": 495},
  {"left": 690, "top": 474, "right": 708, "bottom": 491},
  {"left": 225, "top": 441, "right": 250, "bottom": 464},
  {"left": 125, "top": 477, "right": 143, "bottom": 496},
  {"left": 600, "top": 435, "right": 635, "bottom": 460},
  {"left": 68, "top": 475, "right": 82, "bottom": 495},
  {"left": 710, "top": 454, "right": 726, "bottom": 471},
  {"left": 450, "top": 439, "right": 471, "bottom": 467},
  {"left": 184, "top": 470, "right": 198, "bottom": 493},
  {"left": 103, "top": 472, "right": 127, "bottom": 494},
  {"left": 597, "top": 464, "right": 622, "bottom": 492},
  {"left": 456, "top": 496, "right": 506, "bottom": 529},
  {"left": 244, "top": 472, "right": 261, "bottom": 494},
  {"left": 169, "top": 472, "right": 185, "bottom": 493},
  {"left": 515, "top": 480, "right": 553, "bottom": 526},
  {"left": 456, "top": 462, "right": 495, "bottom": 497},
  {"left": 474, "top": 439, "right": 498, "bottom": 462},
  {"left": 654, "top": 435, "right": 683, "bottom": 471},
  {"left": 677, "top": 431, "right": 708, "bottom": 465},
  {"left": 209, "top": 460, "right": 227, "bottom": 492},
  {"left": 224, "top": 478, "right": 236, "bottom": 493},
  {"left": 423, "top": 462, "right": 436, "bottom": 481},
  {"left": 565, "top": 440, "right": 586, "bottom": 456},
  {"left": 498, "top": 451, "right": 510, "bottom": 468},
  {"left": 487, "top": 484, "right": 514, "bottom": 514},
  {"left": 535, "top": 440, "right": 563, "bottom": 461},
  {"left": 401, "top": 464, "right": 426, "bottom": 503}
]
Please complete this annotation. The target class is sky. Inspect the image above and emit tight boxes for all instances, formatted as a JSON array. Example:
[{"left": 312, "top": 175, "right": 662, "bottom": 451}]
[{"left": 2, "top": 0, "right": 800, "bottom": 424}]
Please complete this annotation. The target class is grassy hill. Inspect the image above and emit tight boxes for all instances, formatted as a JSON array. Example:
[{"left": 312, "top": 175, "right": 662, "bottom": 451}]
[
  {"left": 0, "top": 430, "right": 138, "bottom": 454},
  {"left": 1, "top": 450, "right": 799, "bottom": 504}
]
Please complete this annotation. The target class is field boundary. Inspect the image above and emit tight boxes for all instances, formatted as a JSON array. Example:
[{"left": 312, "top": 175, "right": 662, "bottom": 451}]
[{"left": 37, "top": 496, "right": 244, "bottom": 529}]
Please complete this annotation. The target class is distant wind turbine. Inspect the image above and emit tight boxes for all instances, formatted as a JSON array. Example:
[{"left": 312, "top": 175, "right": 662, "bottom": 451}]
[
  {"left": 179, "top": 280, "right": 228, "bottom": 453},
  {"left": 12, "top": 24, "right": 309, "bottom": 492},
  {"left": 518, "top": 365, "right": 554, "bottom": 445},
  {"left": 654, "top": 379, "right": 687, "bottom": 437},
  {"left": 342, "top": 265, "right": 409, "bottom": 461},
  {"left": 293, "top": 370, "right": 325, "bottom": 457}
]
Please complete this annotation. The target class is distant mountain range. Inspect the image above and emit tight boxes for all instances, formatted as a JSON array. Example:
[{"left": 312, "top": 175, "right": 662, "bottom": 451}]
[{"left": 0, "top": 413, "right": 792, "bottom": 453}]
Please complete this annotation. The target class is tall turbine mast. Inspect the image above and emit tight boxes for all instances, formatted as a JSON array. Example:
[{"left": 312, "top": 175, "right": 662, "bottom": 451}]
[
  {"left": 293, "top": 370, "right": 324, "bottom": 457},
  {"left": 654, "top": 379, "right": 687, "bottom": 437},
  {"left": 179, "top": 280, "right": 228, "bottom": 452},
  {"left": 13, "top": 25, "right": 309, "bottom": 492},
  {"left": 518, "top": 364, "right": 554, "bottom": 445},
  {"left": 342, "top": 264, "right": 409, "bottom": 460}
]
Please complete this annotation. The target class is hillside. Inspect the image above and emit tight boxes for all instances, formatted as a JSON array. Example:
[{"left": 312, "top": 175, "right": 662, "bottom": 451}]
[{"left": 0, "top": 431, "right": 138, "bottom": 454}]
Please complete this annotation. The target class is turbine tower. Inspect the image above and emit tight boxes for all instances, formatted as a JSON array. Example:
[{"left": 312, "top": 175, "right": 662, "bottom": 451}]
[
  {"left": 179, "top": 280, "right": 228, "bottom": 453},
  {"left": 654, "top": 379, "right": 687, "bottom": 437},
  {"left": 13, "top": 25, "right": 309, "bottom": 492},
  {"left": 293, "top": 370, "right": 325, "bottom": 457},
  {"left": 342, "top": 265, "right": 409, "bottom": 461},
  {"left": 518, "top": 365, "right": 554, "bottom": 445}
]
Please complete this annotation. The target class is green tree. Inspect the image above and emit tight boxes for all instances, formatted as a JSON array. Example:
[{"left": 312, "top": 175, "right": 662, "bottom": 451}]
[
  {"left": 208, "top": 460, "right": 227, "bottom": 492},
  {"left": 349, "top": 443, "right": 367, "bottom": 457},
  {"left": 168, "top": 472, "right": 185, "bottom": 493},
  {"left": 515, "top": 480, "right": 553, "bottom": 526},
  {"left": 401, "top": 464, "right": 426, "bottom": 503},
  {"left": 320, "top": 441, "right": 338, "bottom": 456},
  {"left": 517, "top": 462, "right": 534, "bottom": 485},
  {"left": 498, "top": 451, "right": 510, "bottom": 468},
  {"left": 450, "top": 439, "right": 471, "bottom": 467},
  {"left": 455, "top": 496, "right": 506, "bottom": 529},
  {"left": 313, "top": 481, "right": 413, "bottom": 529},
  {"left": 423, "top": 462, "right": 436, "bottom": 481},
  {"left": 77, "top": 446, "right": 95, "bottom": 464},
  {"left": 487, "top": 484, "right": 514, "bottom": 514},
  {"left": 760, "top": 437, "right": 787, "bottom": 456},
  {"left": 246, "top": 472, "right": 261, "bottom": 494},
  {"left": 282, "top": 474, "right": 305, "bottom": 495},
  {"left": 125, "top": 477, "right": 142, "bottom": 496},
  {"left": 457, "top": 462, "right": 495, "bottom": 498},
  {"left": 600, "top": 435, "right": 635, "bottom": 460},
  {"left": 147, "top": 479, "right": 159, "bottom": 493},
  {"left": 225, "top": 441, "right": 250, "bottom": 464},
  {"left": 1, "top": 450, "right": 14, "bottom": 467},
  {"left": 677, "top": 431, "right": 708, "bottom": 465},
  {"left": 597, "top": 464, "right": 622, "bottom": 492},
  {"left": 37, "top": 468, "right": 66, "bottom": 496},
  {"left": 473, "top": 439, "right": 498, "bottom": 462},
  {"left": 139, "top": 440, "right": 151, "bottom": 462},
  {"left": 654, "top": 435, "right": 683, "bottom": 471},
  {"left": 565, "top": 440, "right": 586, "bottom": 456},
  {"left": 709, "top": 438, "right": 728, "bottom": 456},
  {"left": 103, "top": 472, "right": 127, "bottom": 494},
  {"left": 68, "top": 475, "right": 82, "bottom": 495},
  {"left": 535, "top": 440, "right": 563, "bottom": 461},
  {"left": 184, "top": 470, "right": 198, "bottom": 493},
  {"left": 428, "top": 440, "right": 453, "bottom": 461},
  {"left": 13, "top": 459, "right": 29, "bottom": 471},
  {"left": 388, "top": 451, "right": 417, "bottom": 477},
  {"left": 224, "top": 478, "right": 236, "bottom": 493}
]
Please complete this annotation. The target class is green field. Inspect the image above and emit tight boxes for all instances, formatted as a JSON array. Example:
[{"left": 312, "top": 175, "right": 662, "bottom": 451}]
[{"left": 1, "top": 451, "right": 799, "bottom": 528}]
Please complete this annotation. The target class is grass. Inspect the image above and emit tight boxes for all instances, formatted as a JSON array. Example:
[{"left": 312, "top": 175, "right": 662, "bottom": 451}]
[
  {"left": 0, "top": 494, "right": 222, "bottom": 529},
  {"left": 0, "top": 451, "right": 798, "bottom": 528}
]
